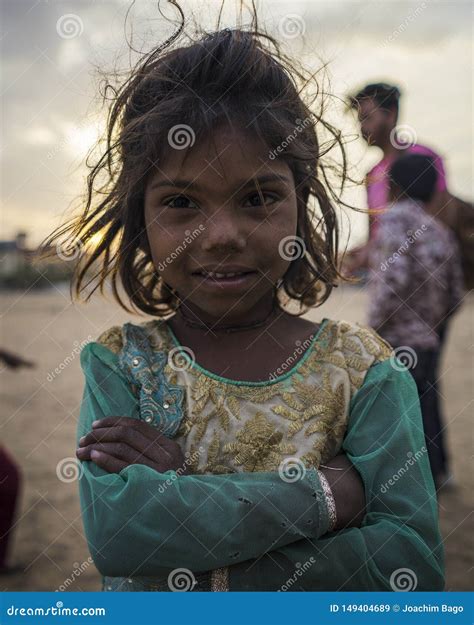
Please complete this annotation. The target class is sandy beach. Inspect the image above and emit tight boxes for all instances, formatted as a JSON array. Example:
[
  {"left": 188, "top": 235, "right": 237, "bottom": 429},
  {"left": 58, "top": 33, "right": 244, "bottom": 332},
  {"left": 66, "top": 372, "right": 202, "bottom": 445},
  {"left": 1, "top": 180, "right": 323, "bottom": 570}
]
[{"left": 0, "top": 286, "right": 472, "bottom": 591}]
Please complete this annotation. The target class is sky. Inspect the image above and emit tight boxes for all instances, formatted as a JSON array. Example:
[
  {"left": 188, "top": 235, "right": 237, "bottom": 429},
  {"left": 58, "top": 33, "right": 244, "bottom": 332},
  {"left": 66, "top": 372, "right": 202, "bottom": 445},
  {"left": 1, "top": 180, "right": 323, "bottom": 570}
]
[{"left": 1, "top": 0, "right": 472, "bottom": 247}]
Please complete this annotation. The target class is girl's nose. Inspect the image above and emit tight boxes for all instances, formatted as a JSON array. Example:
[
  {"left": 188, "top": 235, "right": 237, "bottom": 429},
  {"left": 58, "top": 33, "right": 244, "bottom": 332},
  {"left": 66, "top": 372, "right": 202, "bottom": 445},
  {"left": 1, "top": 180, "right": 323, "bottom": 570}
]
[{"left": 200, "top": 210, "right": 247, "bottom": 252}]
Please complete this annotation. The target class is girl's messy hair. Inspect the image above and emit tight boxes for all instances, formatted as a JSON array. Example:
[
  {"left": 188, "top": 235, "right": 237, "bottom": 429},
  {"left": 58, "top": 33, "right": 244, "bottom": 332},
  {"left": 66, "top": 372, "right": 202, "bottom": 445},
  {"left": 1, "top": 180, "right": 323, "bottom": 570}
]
[{"left": 40, "top": 0, "right": 352, "bottom": 317}]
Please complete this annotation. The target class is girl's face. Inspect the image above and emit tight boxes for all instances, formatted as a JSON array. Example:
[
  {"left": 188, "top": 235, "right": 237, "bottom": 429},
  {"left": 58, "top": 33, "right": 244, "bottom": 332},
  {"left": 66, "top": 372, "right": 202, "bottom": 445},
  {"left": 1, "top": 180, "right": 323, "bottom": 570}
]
[{"left": 144, "top": 123, "right": 298, "bottom": 324}]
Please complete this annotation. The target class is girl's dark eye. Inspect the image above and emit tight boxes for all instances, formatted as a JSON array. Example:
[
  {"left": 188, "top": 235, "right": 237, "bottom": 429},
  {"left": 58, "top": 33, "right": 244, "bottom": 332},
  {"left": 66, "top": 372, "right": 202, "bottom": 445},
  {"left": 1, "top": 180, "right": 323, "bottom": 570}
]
[
  {"left": 243, "top": 192, "right": 277, "bottom": 208},
  {"left": 165, "top": 195, "right": 198, "bottom": 209}
]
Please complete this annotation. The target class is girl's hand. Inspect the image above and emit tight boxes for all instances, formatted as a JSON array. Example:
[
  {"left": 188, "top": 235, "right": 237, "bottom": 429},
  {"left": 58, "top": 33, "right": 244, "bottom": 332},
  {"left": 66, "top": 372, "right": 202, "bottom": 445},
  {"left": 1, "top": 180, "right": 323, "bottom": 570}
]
[
  {"left": 76, "top": 416, "right": 189, "bottom": 475},
  {"left": 320, "top": 453, "right": 366, "bottom": 530}
]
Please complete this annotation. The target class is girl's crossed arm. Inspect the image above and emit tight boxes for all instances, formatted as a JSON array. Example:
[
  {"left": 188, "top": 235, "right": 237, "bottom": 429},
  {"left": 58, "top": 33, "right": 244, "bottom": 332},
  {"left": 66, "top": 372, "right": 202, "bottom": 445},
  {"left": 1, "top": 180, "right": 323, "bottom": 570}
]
[{"left": 228, "top": 360, "right": 445, "bottom": 590}]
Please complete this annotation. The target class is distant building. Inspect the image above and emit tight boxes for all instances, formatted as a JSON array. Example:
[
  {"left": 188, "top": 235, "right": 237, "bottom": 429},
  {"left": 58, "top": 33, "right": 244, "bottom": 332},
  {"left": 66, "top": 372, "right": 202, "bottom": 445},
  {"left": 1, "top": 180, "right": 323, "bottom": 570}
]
[
  {"left": 0, "top": 231, "right": 78, "bottom": 289},
  {"left": 0, "top": 232, "right": 32, "bottom": 276}
]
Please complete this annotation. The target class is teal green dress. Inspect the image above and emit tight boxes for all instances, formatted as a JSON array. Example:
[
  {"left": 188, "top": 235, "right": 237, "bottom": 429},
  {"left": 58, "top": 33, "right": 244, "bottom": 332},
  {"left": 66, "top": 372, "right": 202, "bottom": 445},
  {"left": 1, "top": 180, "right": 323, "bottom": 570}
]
[{"left": 76, "top": 317, "right": 444, "bottom": 591}]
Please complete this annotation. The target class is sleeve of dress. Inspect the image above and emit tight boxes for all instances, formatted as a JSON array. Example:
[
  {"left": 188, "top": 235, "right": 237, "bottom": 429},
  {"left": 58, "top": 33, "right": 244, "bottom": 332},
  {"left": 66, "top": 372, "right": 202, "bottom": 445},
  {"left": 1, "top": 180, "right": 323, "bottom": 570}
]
[
  {"left": 77, "top": 342, "right": 332, "bottom": 578},
  {"left": 228, "top": 359, "right": 445, "bottom": 590}
]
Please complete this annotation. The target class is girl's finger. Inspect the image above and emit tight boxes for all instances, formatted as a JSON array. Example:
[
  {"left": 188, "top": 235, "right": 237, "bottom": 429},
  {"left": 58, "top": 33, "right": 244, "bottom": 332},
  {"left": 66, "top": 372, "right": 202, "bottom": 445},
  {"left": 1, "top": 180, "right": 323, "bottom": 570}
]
[
  {"left": 78, "top": 441, "right": 142, "bottom": 463},
  {"left": 78, "top": 443, "right": 162, "bottom": 473},
  {"left": 80, "top": 426, "right": 156, "bottom": 452},
  {"left": 88, "top": 449, "right": 128, "bottom": 474},
  {"left": 91, "top": 416, "right": 170, "bottom": 443},
  {"left": 92, "top": 416, "right": 138, "bottom": 429},
  {"left": 79, "top": 427, "right": 173, "bottom": 464}
]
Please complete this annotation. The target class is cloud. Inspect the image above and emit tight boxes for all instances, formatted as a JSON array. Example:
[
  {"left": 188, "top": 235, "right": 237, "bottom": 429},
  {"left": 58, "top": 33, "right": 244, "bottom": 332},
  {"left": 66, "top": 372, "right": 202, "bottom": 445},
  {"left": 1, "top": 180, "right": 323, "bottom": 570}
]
[
  {"left": 281, "top": 0, "right": 471, "bottom": 49},
  {"left": 1, "top": 0, "right": 472, "bottom": 244}
]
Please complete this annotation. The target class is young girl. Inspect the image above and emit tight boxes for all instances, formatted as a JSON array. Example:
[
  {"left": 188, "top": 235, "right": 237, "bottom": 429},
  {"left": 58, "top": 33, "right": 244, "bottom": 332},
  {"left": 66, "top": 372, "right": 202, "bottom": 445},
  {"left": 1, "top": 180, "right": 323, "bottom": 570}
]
[{"left": 45, "top": 16, "right": 444, "bottom": 592}]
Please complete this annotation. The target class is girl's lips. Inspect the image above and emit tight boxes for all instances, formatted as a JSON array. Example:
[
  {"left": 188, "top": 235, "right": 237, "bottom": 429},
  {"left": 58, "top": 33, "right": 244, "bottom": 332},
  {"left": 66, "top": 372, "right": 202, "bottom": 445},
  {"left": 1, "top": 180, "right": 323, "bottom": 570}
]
[{"left": 192, "top": 271, "right": 257, "bottom": 291}]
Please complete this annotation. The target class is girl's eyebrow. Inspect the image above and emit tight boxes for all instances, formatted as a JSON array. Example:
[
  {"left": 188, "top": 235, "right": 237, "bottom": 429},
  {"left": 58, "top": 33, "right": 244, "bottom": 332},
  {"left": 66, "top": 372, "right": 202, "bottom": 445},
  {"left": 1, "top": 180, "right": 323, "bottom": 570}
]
[{"left": 148, "top": 173, "right": 292, "bottom": 193}]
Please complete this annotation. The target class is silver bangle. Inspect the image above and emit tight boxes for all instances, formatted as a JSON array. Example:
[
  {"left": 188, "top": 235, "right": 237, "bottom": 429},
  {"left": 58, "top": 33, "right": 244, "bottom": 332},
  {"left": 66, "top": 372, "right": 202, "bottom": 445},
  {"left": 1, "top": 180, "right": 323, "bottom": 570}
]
[
  {"left": 210, "top": 566, "right": 229, "bottom": 591},
  {"left": 318, "top": 469, "right": 337, "bottom": 532}
]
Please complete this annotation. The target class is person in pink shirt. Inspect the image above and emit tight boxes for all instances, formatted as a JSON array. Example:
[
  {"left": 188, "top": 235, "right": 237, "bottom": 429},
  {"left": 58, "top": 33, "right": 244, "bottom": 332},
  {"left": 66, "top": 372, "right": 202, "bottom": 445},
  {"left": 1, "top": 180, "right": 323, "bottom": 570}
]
[
  {"left": 367, "top": 143, "right": 447, "bottom": 237},
  {"left": 346, "top": 82, "right": 449, "bottom": 271}
]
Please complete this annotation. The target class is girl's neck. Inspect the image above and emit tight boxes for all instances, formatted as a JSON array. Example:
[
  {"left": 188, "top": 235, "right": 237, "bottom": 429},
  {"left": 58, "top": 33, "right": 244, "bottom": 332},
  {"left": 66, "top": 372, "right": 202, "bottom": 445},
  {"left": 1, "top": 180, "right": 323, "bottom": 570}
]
[
  {"left": 165, "top": 306, "right": 321, "bottom": 383},
  {"left": 172, "top": 293, "right": 279, "bottom": 337},
  {"left": 176, "top": 301, "right": 277, "bottom": 334}
]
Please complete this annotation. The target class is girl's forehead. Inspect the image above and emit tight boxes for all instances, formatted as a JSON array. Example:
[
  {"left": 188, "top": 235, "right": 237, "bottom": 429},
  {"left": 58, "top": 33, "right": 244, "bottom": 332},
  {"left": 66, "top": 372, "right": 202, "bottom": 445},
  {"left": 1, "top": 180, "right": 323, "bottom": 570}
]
[{"left": 148, "top": 124, "right": 292, "bottom": 189}]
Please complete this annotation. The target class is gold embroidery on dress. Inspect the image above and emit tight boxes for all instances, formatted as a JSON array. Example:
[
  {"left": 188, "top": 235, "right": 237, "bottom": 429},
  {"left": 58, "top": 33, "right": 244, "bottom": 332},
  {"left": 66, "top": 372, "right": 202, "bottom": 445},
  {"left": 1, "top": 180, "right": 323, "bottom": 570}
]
[
  {"left": 202, "top": 430, "right": 234, "bottom": 474},
  {"left": 96, "top": 326, "right": 123, "bottom": 354},
  {"left": 96, "top": 320, "right": 393, "bottom": 475},
  {"left": 176, "top": 369, "right": 281, "bottom": 447},
  {"left": 273, "top": 371, "right": 344, "bottom": 437},
  {"left": 222, "top": 412, "right": 297, "bottom": 472}
]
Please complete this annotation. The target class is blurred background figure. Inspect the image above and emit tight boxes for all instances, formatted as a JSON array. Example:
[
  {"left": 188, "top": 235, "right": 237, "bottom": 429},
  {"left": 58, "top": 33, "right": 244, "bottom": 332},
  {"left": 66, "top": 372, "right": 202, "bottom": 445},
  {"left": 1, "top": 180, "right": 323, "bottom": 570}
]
[
  {"left": 344, "top": 82, "right": 449, "bottom": 276},
  {"left": 0, "top": 348, "right": 35, "bottom": 575},
  {"left": 344, "top": 82, "right": 473, "bottom": 288},
  {"left": 366, "top": 154, "right": 464, "bottom": 491}
]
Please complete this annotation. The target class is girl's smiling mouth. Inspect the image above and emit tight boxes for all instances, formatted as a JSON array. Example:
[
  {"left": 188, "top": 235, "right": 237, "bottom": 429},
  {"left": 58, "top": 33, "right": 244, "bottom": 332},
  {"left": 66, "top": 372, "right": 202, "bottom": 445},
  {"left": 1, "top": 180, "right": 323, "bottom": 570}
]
[{"left": 191, "top": 265, "right": 258, "bottom": 290}]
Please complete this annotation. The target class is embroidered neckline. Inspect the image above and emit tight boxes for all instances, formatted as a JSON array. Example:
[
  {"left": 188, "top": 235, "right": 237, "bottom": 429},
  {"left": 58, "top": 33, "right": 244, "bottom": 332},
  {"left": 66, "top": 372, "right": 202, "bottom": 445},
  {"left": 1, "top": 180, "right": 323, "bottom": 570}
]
[{"left": 161, "top": 318, "right": 330, "bottom": 387}]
